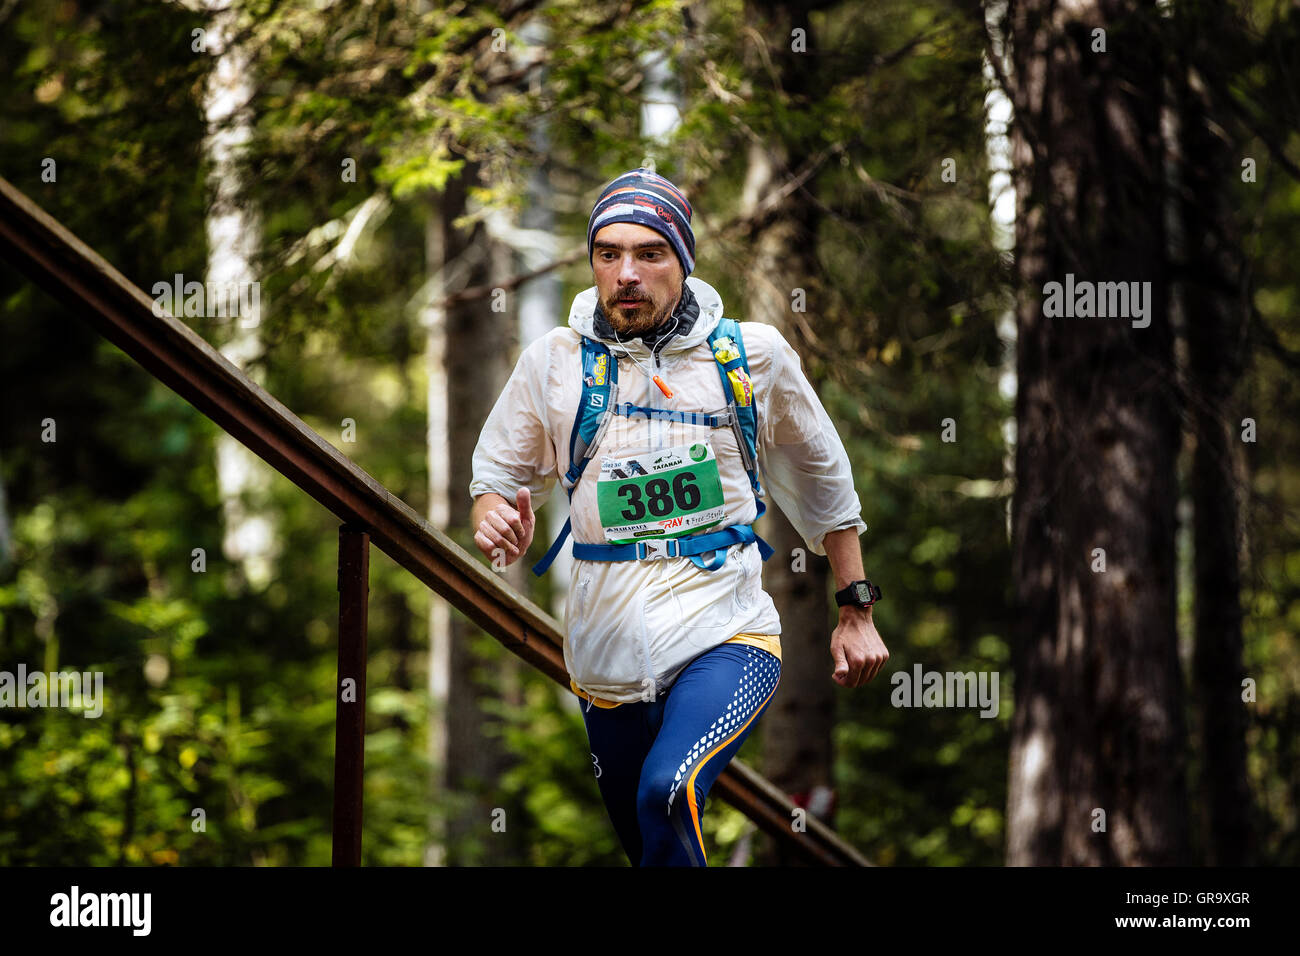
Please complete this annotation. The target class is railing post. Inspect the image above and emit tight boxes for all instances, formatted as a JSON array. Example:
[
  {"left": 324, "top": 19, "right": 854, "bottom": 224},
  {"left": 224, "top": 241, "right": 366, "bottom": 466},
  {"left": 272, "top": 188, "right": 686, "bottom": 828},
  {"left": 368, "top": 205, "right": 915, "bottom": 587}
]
[{"left": 332, "top": 524, "right": 370, "bottom": 866}]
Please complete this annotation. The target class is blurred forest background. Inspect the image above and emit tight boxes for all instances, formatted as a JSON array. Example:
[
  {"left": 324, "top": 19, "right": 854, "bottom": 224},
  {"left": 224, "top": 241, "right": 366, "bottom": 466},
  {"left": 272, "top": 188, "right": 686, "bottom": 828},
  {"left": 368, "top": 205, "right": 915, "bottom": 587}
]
[{"left": 0, "top": 0, "right": 1296, "bottom": 866}]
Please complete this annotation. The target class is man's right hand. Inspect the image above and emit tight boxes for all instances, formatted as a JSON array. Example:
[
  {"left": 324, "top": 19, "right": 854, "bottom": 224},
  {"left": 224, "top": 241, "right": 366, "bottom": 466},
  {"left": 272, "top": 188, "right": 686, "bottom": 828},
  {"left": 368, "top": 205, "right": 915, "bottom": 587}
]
[{"left": 472, "top": 488, "right": 536, "bottom": 566}]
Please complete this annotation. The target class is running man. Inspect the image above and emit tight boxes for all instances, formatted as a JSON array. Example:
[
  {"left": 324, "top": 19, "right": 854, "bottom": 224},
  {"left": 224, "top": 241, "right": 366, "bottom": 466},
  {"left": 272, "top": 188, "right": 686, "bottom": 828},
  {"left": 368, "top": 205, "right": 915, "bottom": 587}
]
[{"left": 469, "top": 167, "right": 887, "bottom": 866}]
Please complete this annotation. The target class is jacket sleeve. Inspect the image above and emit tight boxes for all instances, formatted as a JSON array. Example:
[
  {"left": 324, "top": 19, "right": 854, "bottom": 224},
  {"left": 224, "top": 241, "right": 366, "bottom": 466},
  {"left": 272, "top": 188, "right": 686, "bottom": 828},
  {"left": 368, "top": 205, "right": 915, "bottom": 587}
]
[
  {"left": 468, "top": 333, "right": 559, "bottom": 510},
  {"left": 751, "top": 323, "right": 866, "bottom": 556}
]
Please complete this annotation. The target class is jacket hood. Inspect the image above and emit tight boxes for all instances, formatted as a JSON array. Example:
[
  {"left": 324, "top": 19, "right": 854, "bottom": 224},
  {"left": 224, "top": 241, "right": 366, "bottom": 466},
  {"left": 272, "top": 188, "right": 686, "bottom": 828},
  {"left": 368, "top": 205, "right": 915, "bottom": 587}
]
[{"left": 567, "top": 275, "right": 725, "bottom": 359}]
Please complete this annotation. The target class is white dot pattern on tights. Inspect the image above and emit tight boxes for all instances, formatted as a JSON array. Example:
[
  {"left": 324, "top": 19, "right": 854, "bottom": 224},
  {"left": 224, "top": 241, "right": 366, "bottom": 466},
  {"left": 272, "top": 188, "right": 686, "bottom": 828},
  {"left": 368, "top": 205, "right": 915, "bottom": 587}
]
[{"left": 666, "top": 647, "right": 779, "bottom": 814}]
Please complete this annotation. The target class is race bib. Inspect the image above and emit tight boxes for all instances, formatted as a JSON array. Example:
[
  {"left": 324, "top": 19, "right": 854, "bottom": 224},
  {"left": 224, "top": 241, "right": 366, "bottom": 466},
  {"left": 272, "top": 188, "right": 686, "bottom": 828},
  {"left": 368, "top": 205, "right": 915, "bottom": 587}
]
[{"left": 596, "top": 440, "right": 726, "bottom": 544}]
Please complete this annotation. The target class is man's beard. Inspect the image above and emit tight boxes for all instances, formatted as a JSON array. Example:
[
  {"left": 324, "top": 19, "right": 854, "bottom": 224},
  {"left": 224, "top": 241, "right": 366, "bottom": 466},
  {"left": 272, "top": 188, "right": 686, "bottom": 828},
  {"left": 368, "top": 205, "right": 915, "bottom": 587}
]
[{"left": 604, "top": 288, "right": 677, "bottom": 338}]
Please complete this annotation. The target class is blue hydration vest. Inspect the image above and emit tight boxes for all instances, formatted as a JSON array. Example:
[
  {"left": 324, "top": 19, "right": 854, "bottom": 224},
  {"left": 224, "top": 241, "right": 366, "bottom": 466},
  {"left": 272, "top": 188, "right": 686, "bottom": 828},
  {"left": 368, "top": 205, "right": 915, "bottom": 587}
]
[{"left": 532, "top": 317, "right": 776, "bottom": 576}]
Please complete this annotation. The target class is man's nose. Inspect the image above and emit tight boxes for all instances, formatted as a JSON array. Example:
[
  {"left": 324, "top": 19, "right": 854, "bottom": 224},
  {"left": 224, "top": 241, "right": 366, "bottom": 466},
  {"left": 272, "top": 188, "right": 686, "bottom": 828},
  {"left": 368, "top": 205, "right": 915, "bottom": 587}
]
[{"left": 617, "top": 255, "right": 640, "bottom": 284}]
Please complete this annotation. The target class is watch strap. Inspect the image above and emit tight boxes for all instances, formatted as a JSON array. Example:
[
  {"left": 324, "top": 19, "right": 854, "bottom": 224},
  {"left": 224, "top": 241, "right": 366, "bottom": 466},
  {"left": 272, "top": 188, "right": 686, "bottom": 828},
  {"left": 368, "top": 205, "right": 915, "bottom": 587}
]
[{"left": 835, "top": 579, "right": 881, "bottom": 607}]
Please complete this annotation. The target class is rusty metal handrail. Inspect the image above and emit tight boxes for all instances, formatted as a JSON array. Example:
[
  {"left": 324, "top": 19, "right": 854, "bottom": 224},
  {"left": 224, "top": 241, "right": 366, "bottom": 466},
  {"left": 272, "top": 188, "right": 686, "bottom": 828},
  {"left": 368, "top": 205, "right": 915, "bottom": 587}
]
[{"left": 0, "top": 175, "right": 869, "bottom": 867}]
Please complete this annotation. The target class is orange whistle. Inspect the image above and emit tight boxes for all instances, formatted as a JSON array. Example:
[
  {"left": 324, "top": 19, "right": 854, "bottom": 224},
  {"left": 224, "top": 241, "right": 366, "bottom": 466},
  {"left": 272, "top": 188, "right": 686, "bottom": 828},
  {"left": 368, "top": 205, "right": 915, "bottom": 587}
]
[{"left": 653, "top": 375, "right": 673, "bottom": 398}]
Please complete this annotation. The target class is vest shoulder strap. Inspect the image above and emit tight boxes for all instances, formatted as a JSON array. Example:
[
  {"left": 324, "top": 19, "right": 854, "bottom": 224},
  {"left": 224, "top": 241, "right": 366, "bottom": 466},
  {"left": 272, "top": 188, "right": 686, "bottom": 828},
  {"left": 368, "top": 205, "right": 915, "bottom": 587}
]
[
  {"left": 708, "top": 318, "right": 762, "bottom": 497},
  {"left": 564, "top": 336, "right": 616, "bottom": 486},
  {"left": 532, "top": 336, "right": 615, "bottom": 576}
]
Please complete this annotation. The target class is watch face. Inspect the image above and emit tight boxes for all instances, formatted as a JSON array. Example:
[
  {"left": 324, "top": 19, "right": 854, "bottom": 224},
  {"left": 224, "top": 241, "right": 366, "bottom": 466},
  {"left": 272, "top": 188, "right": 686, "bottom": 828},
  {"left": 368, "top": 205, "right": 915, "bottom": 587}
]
[{"left": 855, "top": 582, "right": 871, "bottom": 603}]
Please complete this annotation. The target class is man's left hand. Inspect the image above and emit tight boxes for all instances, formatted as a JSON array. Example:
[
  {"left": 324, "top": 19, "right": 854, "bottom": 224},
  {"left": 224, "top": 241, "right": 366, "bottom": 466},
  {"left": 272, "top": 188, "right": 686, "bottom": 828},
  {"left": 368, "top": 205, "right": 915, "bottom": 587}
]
[{"left": 830, "top": 606, "right": 888, "bottom": 688}]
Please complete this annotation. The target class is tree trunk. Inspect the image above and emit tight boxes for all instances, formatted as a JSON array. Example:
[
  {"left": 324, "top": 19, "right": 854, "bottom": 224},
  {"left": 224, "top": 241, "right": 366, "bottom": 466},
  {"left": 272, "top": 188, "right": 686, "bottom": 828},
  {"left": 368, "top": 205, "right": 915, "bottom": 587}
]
[
  {"left": 0, "top": 454, "right": 11, "bottom": 572},
  {"left": 1003, "top": 0, "right": 1189, "bottom": 865},
  {"left": 428, "top": 163, "right": 520, "bottom": 866},
  {"left": 739, "top": 0, "right": 836, "bottom": 865},
  {"left": 1177, "top": 5, "right": 1254, "bottom": 865},
  {"left": 203, "top": 0, "right": 277, "bottom": 589}
]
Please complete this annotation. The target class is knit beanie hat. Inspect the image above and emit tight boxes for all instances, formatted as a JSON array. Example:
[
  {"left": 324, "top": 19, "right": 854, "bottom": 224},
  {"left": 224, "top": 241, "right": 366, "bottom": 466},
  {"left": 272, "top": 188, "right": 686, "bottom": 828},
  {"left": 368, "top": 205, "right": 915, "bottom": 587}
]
[{"left": 587, "top": 168, "right": 695, "bottom": 277}]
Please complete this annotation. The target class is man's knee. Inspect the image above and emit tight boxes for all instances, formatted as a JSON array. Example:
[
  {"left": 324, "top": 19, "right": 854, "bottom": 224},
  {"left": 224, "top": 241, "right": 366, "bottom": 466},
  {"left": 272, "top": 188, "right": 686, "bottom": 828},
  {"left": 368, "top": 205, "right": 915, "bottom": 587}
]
[
  {"left": 636, "top": 766, "right": 706, "bottom": 866},
  {"left": 636, "top": 764, "right": 682, "bottom": 824}
]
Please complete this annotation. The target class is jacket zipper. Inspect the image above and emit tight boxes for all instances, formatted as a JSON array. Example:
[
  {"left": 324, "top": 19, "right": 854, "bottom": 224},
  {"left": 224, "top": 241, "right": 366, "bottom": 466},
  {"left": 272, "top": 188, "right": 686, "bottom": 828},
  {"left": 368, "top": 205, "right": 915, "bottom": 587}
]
[
  {"left": 650, "top": 338, "right": 671, "bottom": 446},
  {"left": 651, "top": 325, "right": 675, "bottom": 369}
]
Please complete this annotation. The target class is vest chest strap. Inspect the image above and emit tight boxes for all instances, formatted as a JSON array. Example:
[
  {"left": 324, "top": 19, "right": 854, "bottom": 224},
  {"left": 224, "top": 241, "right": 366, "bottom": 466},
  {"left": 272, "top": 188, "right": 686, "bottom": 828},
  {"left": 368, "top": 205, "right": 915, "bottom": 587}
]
[
  {"left": 613, "top": 402, "right": 735, "bottom": 428},
  {"left": 571, "top": 520, "right": 774, "bottom": 571}
]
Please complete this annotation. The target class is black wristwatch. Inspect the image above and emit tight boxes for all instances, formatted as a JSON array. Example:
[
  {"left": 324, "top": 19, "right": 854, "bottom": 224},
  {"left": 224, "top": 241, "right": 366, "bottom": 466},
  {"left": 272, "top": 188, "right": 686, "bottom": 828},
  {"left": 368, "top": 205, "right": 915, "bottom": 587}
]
[{"left": 835, "top": 579, "right": 881, "bottom": 609}]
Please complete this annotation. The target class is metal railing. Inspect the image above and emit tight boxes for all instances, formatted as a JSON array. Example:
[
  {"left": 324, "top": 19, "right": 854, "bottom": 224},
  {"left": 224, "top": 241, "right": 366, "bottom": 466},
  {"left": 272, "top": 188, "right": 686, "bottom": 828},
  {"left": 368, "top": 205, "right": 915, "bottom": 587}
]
[{"left": 0, "top": 175, "right": 870, "bottom": 867}]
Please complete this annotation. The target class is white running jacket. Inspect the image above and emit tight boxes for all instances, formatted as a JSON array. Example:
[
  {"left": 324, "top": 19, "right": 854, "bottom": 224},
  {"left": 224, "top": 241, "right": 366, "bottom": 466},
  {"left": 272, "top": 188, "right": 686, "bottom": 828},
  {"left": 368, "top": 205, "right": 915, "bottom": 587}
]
[{"left": 469, "top": 275, "right": 866, "bottom": 703}]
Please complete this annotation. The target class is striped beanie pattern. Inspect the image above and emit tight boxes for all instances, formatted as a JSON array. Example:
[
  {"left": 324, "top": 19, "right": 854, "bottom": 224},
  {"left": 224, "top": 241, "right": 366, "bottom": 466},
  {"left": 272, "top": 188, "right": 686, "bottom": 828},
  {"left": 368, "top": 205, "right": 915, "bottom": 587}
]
[{"left": 587, "top": 168, "right": 696, "bottom": 277}]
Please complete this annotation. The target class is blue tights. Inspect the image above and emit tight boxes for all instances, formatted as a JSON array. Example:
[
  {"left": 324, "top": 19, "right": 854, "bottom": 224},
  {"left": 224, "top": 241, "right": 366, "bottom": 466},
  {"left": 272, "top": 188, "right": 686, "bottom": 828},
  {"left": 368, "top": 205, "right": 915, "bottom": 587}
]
[{"left": 580, "top": 642, "right": 781, "bottom": 866}]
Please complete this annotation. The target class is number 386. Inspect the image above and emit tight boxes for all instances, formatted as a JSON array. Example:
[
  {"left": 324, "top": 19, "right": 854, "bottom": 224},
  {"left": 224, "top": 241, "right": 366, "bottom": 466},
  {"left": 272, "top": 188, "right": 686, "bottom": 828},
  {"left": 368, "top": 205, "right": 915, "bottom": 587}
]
[{"left": 618, "top": 471, "right": 700, "bottom": 520}]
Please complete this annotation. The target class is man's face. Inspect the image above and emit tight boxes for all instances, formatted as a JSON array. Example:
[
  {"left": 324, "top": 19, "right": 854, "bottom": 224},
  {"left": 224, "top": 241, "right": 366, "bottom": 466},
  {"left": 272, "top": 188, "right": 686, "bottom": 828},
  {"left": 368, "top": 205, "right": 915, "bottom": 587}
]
[{"left": 591, "top": 222, "right": 683, "bottom": 338}]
